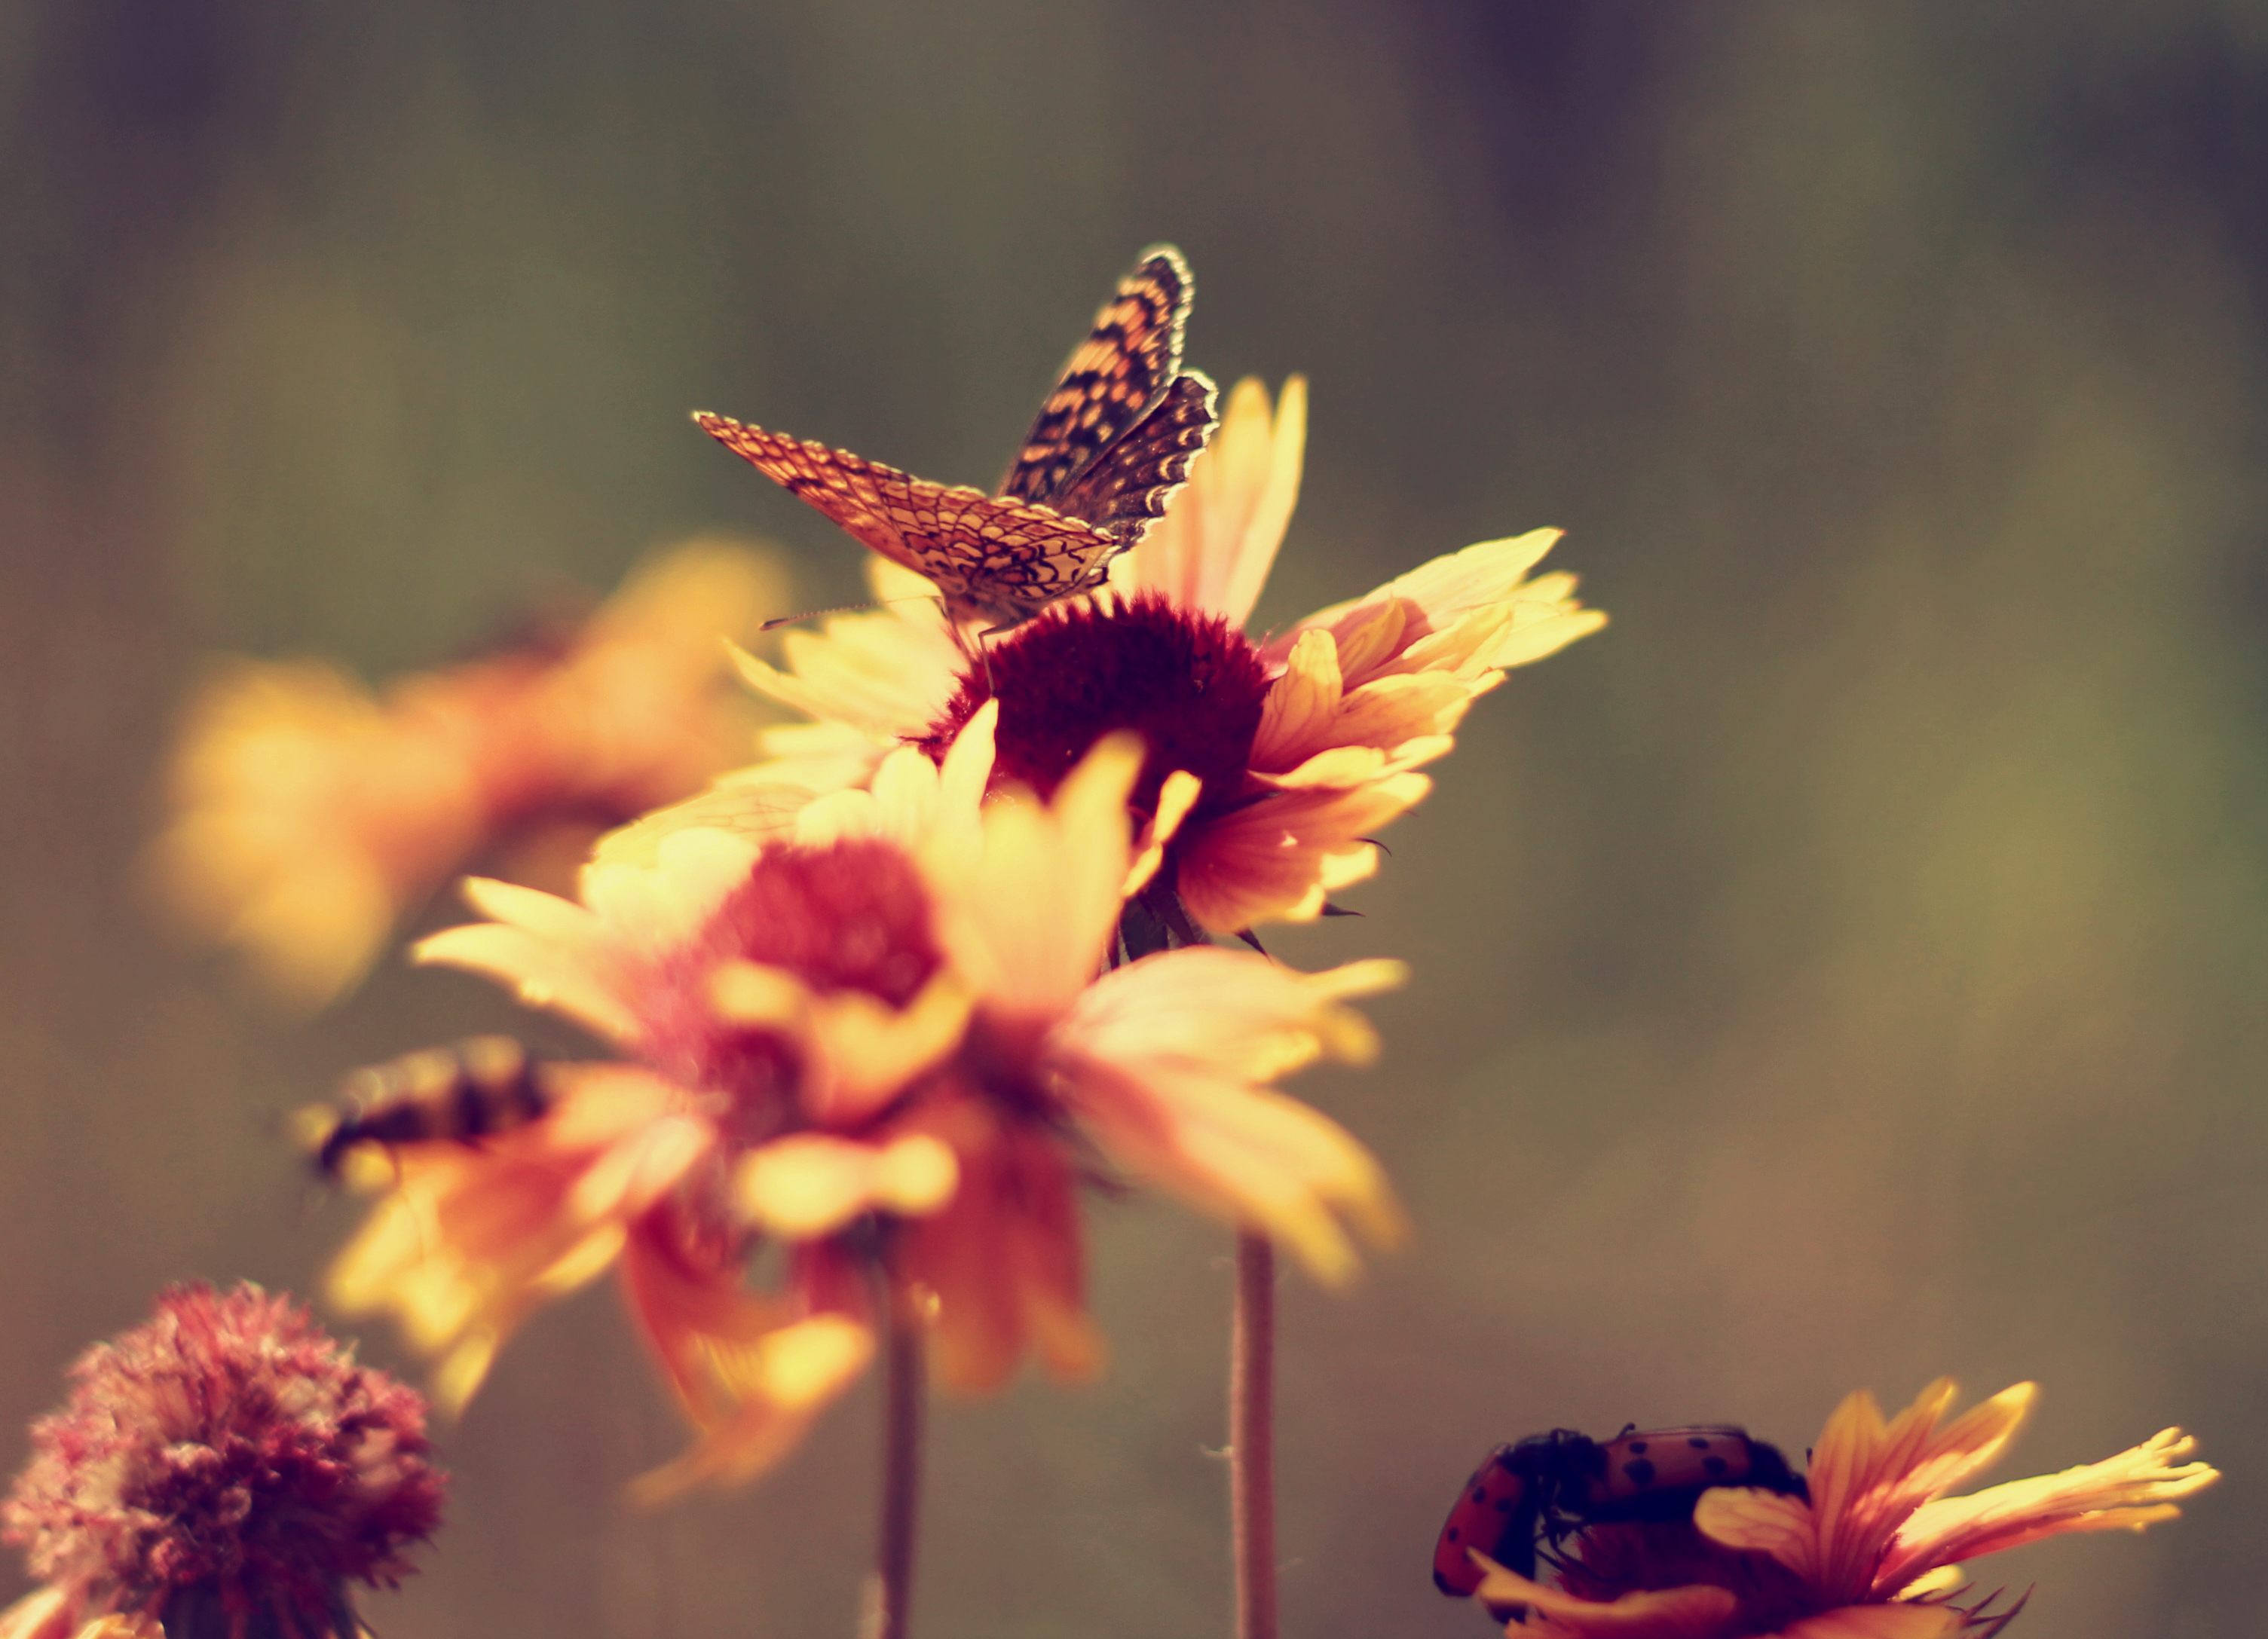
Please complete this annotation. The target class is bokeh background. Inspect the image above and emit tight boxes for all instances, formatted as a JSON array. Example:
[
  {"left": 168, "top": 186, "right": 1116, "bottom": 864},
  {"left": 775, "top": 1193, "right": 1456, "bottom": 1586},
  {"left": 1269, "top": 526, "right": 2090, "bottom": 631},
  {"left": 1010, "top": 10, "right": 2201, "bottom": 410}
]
[{"left": 3, "top": 2, "right": 2263, "bottom": 1635}]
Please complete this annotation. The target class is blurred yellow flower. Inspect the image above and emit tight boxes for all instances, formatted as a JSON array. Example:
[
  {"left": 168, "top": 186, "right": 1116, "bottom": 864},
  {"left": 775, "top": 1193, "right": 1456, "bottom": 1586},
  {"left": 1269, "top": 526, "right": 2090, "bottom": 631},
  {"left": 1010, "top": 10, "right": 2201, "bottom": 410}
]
[
  {"left": 331, "top": 708, "right": 1403, "bottom": 1497},
  {"left": 726, "top": 376, "right": 1605, "bottom": 937},
  {"left": 1470, "top": 1380, "right": 2216, "bottom": 1638},
  {"left": 144, "top": 537, "right": 788, "bottom": 1004}
]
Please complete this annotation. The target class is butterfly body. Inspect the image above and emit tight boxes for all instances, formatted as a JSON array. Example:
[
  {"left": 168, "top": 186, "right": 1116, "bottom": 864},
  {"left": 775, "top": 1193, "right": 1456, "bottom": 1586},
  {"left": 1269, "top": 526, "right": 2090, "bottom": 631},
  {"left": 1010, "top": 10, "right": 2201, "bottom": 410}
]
[{"left": 696, "top": 246, "right": 1216, "bottom": 634}]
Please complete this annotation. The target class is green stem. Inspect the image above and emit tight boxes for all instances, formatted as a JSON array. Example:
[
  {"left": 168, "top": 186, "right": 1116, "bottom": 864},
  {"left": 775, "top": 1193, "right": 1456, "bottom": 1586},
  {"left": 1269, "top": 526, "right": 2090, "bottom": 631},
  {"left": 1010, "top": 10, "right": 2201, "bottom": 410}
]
[{"left": 1230, "top": 1230, "right": 1278, "bottom": 1639}]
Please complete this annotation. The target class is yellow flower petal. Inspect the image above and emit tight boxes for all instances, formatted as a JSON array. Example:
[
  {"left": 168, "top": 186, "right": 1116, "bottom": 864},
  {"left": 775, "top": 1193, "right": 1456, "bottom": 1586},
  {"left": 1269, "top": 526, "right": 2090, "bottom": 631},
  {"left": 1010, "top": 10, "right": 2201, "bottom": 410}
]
[
  {"left": 1127, "top": 769, "right": 1202, "bottom": 897},
  {"left": 629, "top": 1313, "right": 874, "bottom": 1503},
  {"left": 1110, "top": 375, "right": 1305, "bottom": 628},
  {"left": 414, "top": 922, "right": 641, "bottom": 1042},
  {"left": 1884, "top": 1426, "right": 2216, "bottom": 1588},
  {"left": 736, "top": 1133, "right": 960, "bottom": 1237},
  {"left": 1471, "top": 1558, "right": 1739, "bottom": 1637}
]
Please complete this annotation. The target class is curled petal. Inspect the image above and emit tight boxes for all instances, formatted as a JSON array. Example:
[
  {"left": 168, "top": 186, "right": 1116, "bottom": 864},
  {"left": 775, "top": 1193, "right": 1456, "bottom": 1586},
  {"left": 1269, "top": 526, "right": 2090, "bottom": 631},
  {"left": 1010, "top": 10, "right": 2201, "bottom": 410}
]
[
  {"left": 1177, "top": 776, "right": 1429, "bottom": 933},
  {"left": 1254, "top": 628, "right": 1342, "bottom": 768},
  {"left": 1127, "top": 769, "right": 1202, "bottom": 897},
  {"left": 1275, "top": 530, "right": 1572, "bottom": 671},
  {"left": 1695, "top": 1487, "right": 1822, "bottom": 1578},
  {"left": 1327, "top": 598, "right": 1409, "bottom": 683}
]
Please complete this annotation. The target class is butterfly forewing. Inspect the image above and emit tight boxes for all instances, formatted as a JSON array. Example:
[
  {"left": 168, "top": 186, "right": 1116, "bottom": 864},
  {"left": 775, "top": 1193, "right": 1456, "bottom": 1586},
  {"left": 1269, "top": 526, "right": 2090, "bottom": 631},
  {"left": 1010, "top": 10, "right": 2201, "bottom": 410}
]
[
  {"left": 1000, "top": 246, "right": 1195, "bottom": 508},
  {"left": 692, "top": 413, "right": 1124, "bottom": 629}
]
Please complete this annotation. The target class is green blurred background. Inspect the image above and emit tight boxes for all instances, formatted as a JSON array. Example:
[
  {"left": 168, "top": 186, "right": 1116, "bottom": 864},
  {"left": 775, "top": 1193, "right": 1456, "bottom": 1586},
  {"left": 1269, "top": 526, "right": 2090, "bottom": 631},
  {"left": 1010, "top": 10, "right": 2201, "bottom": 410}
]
[{"left": 2, "top": 2, "right": 2262, "bottom": 1635}]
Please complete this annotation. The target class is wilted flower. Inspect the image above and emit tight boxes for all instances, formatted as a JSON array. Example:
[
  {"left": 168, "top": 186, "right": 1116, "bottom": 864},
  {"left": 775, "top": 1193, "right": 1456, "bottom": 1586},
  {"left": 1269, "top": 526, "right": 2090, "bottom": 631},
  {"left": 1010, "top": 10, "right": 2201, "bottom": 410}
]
[
  {"left": 0, "top": 1284, "right": 443, "bottom": 1639},
  {"left": 1469, "top": 1379, "right": 2217, "bottom": 1638},
  {"left": 728, "top": 377, "right": 1605, "bottom": 938},
  {"left": 144, "top": 538, "right": 788, "bottom": 1004},
  {"left": 330, "top": 707, "right": 1403, "bottom": 1497}
]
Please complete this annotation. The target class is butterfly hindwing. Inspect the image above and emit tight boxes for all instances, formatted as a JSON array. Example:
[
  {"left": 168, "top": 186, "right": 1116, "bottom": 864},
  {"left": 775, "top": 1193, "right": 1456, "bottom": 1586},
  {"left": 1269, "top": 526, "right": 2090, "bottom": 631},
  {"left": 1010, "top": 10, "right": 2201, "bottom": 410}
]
[
  {"left": 1045, "top": 371, "right": 1220, "bottom": 542},
  {"left": 692, "top": 412, "right": 1124, "bottom": 628},
  {"left": 1000, "top": 246, "right": 1195, "bottom": 508}
]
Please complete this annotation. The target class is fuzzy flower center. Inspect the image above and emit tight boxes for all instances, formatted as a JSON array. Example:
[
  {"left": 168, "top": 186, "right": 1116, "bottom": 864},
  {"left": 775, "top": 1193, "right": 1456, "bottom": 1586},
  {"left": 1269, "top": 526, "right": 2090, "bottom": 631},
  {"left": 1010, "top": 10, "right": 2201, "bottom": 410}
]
[
  {"left": 917, "top": 592, "right": 1270, "bottom": 821},
  {"left": 643, "top": 838, "right": 944, "bottom": 1122},
  {"left": 2, "top": 1283, "right": 442, "bottom": 1637}
]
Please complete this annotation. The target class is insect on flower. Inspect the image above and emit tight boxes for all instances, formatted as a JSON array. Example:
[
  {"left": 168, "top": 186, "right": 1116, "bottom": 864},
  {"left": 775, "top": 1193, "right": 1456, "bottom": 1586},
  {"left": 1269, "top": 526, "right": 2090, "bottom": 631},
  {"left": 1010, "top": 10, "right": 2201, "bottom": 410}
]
[
  {"left": 694, "top": 246, "right": 1218, "bottom": 635},
  {"left": 1433, "top": 1425, "right": 1807, "bottom": 1597},
  {"left": 1460, "top": 1382, "right": 2217, "bottom": 1639},
  {"left": 293, "top": 1035, "right": 553, "bottom": 1185},
  {"left": 724, "top": 375, "right": 1605, "bottom": 945}
]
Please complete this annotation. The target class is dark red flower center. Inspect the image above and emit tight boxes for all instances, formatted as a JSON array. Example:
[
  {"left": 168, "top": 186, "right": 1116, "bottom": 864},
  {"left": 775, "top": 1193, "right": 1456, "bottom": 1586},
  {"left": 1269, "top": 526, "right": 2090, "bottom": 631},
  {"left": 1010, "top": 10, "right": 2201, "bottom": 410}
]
[
  {"left": 916, "top": 591, "right": 1270, "bottom": 823},
  {"left": 704, "top": 839, "right": 940, "bottom": 1004},
  {"left": 643, "top": 839, "right": 944, "bottom": 1125}
]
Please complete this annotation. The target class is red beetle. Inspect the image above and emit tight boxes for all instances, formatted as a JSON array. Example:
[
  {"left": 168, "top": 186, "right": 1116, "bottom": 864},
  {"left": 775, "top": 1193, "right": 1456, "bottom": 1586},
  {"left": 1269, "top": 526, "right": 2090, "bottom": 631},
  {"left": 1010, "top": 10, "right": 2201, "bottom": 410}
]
[{"left": 1433, "top": 1425, "right": 1807, "bottom": 1599}]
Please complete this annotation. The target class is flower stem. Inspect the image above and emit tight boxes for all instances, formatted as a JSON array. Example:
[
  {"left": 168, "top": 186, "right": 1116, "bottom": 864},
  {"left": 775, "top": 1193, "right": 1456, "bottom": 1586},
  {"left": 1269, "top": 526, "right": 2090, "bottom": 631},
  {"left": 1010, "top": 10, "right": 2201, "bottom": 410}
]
[
  {"left": 866, "top": 1278, "right": 926, "bottom": 1639},
  {"left": 1230, "top": 1229, "right": 1278, "bottom": 1639}
]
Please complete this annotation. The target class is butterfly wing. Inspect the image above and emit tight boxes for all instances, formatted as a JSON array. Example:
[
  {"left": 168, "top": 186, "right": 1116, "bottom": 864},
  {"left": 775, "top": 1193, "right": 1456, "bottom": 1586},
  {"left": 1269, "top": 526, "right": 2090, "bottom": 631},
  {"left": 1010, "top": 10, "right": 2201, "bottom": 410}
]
[
  {"left": 1000, "top": 245, "right": 1194, "bottom": 507},
  {"left": 1044, "top": 371, "right": 1219, "bottom": 543},
  {"left": 693, "top": 412, "right": 1123, "bottom": 629}
]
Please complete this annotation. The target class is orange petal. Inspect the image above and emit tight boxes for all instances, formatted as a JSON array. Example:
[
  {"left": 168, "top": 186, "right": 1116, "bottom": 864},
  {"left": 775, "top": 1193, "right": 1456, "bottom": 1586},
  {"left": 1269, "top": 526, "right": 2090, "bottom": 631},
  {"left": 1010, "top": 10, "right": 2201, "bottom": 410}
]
[{"left": 1880, "top": 1426, "right": 2216, "bottom": 1593}]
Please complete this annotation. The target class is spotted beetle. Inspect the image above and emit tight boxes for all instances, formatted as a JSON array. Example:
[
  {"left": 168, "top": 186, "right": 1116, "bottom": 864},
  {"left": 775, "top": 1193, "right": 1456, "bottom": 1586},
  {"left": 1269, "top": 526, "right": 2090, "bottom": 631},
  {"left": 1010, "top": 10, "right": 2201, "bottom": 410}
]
[{"left": 1432, "top": 1424, "right": 1807, "bottom": 1599}]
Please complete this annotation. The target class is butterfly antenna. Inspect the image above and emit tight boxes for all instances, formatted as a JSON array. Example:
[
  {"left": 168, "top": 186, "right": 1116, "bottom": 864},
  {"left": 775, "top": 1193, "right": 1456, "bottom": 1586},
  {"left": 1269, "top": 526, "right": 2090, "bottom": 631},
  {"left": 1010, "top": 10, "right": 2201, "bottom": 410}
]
[{"left": 759, "top": 595, "right": 951, "bottom": 633}]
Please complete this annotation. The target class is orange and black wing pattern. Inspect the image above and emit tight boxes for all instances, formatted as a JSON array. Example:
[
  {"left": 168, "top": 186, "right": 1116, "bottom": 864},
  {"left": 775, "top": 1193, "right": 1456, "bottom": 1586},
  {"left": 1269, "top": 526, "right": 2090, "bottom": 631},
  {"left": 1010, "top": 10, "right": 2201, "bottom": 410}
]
[
  {"left": 690, "top": 414, "right": 1124, "bottom": 631},
  {"left": 1000, "top": 246, "right": 1217, "bottom": 543},
  {"left": 1041, "top": 371, "right": 1217, "bottom": 540},
  {"left": 694, "top": 246, "right": 1216, "bottom": 632}
]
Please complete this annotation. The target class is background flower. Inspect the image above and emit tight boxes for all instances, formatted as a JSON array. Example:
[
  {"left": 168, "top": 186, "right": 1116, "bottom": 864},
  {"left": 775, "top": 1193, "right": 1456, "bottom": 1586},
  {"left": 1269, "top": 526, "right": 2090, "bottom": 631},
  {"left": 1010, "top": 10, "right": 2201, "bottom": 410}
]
[
  {"left": 0, "top": 1285, "right": 442, "bottom": 1639},
  {"left": 142, "top": 540, "right": 787, "bottom": 1004},
  {"left": 1471, "top": 1381, "right": 2216, "bottom": 1639}
]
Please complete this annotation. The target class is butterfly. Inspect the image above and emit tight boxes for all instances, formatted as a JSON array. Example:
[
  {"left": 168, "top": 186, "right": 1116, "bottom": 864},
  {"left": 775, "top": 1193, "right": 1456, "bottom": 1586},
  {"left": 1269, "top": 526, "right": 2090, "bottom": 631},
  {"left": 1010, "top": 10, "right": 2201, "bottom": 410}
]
[{"left": 693, "top": 246, "right": 1218, "bottom": 633}]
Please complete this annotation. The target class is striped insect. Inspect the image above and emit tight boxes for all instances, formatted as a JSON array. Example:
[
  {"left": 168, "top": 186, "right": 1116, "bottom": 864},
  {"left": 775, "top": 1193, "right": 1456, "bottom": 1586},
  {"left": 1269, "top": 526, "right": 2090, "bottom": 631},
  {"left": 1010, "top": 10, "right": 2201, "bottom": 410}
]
[
  {"left": 694, "top": 246, "right": 1217, "bottom": 634},
  {"left": 295, "top": 1035, "right": 552, "bottom": 1184}
]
